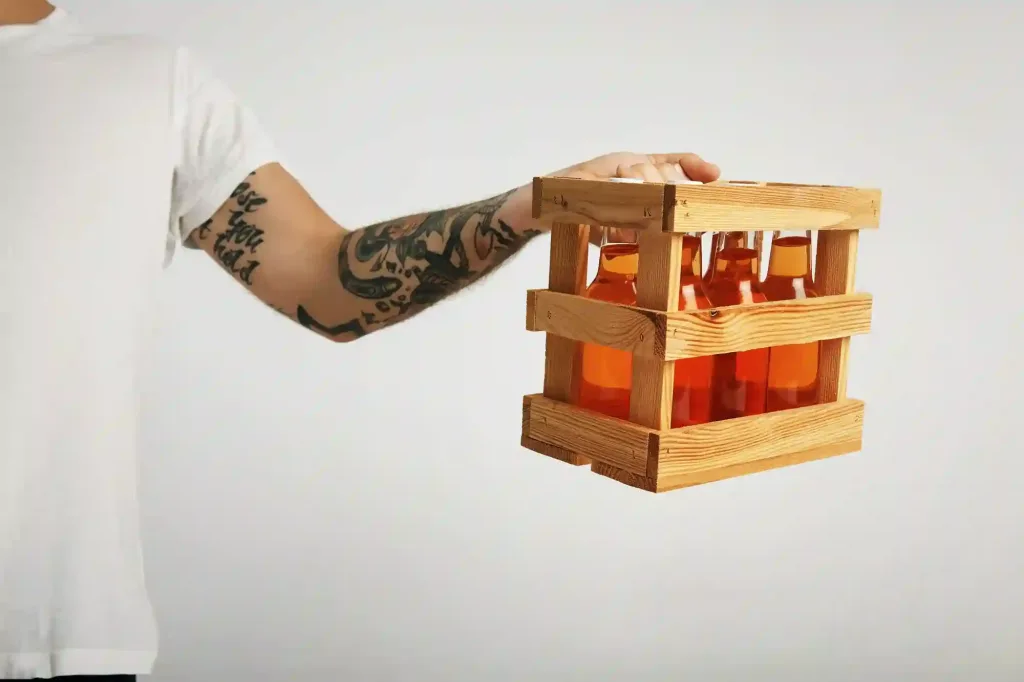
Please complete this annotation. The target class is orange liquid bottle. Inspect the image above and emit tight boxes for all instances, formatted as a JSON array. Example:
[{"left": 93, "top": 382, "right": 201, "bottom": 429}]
[
  {"left": 576, "top": 228, "right": 639, "bottom": 420},
  {"left": 703, "top": 232, "right": 745, "bottom": 287},
  {"left": 672, "top": 233, "right": 713, "bottom": 427},
  {"left": 761, "top": 230, "right": 821, "bottom": 411},
  {"left": 705, "top": 231, "right": 769, "bottom": 420}
]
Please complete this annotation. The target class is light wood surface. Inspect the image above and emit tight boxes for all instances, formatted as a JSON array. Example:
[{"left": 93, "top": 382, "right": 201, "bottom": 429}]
[
  {"left": 628, "top": 229, "right": 682, "bottom": 433},
  {"left": 654, "top": 399, "right": 864, "bottom": 491},
  {"left": 815, "top": 230, "right": 860, "bottom": 402},
  {"left": 667, "top": 182, "right": 881, "bottom": 232},
  {"left": 539, "top": 222, "right": 591, "bottom": 466},
  {"left": 523, "top": 395, "right": 864, "bottom": 493},
  {"left": 527, "top": 290, "right": 873, "bottom": 360},
  {"left": 522, "top": 394, "right": 654, "bottom": 475},
  {"left": 534, "top": 176, "right": 665, "bottom": 231},
  {"left": 533, "top": 176, "right": 881, "bottom": 233}
]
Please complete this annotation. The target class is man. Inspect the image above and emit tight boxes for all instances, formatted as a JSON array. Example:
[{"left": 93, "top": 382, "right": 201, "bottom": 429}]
[{"left": 0, "top": 1, "right": 722, "bottom": 679}]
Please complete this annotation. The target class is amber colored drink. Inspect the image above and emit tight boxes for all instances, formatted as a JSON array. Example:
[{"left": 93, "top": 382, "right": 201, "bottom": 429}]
[
  {"left": 704, "top": 232, "right": 752, "bottom": 286},
  {"left": 577, "top": 240, "right": 639, "bottom": 420},
  {"left": 761, "top": 232, "right": 821, "bottom": 411},
  {"left": 704, "top": 232, "right": 769, "bottom": 420},
  {"left": 672, "top": 235, "right": 713, "bottom": 427}
]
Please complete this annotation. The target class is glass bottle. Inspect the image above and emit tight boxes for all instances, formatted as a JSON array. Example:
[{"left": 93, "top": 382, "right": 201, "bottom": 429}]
[
  {"left": 576, "top": 227, "right": 639, "bottom": 420},
  {"left": 703, "top": 232, "right": 750, "bottom": 286},
  {"left": 672, "top": 232, "right": 714, "bottom": 427},
  {"left": 761, "top": 229, "right": 820, "bottom": 411},
  {"left": 704, "top": 231, "right": 769, "bottom": 420}
]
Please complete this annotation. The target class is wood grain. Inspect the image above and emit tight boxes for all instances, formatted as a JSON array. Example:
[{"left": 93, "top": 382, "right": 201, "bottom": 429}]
[
  {"left": 520, "top": 435, "right": 590, "bottom": 467},
  {"left": 664, "top": 293, "right": 873, "bottom": 359},
  {"left": 815, "top": 230, "right": 860, "bottom": 402},
  {"left": 526, "top": 289, "right": 664, "bottom": 356},
  {"left": 541, "top": 223, "right": 589, "bottom": 404},
  {"left": 668, "top": 183, "right": 881, "bottom": 232},
  {"left": 534, "top": 176, "right": 669, "bottom": 231},
  {"left": 522, "top": 394, "right": 655, "bottom": 476},
  {"left": 590, "top": 460, "right": 658, "bottom": 492},
  {"left": 526, "top": 291, "right": 872, "bottom": 360},
  {"left": 628, "top": 229, "right": 682, "bottom": 434},
  {"left": 532, "top": 177, "right": 881, "bottom": 233},
  {"left": 655, "top": 399, "right": 864, "bottom": 489}
]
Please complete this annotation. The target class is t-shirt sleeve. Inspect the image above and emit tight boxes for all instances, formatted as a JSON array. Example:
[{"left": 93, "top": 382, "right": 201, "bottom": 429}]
[{"left": 169, "top": 46, "right": 279, "bottom": 247}]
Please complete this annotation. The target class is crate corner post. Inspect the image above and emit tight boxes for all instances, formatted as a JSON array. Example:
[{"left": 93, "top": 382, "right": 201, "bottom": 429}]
[{"left": 520, "top": 176, "right": 593, "bottom": 467}]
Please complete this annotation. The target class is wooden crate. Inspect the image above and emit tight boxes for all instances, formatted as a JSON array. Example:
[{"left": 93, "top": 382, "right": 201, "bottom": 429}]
[{"left": 520, "top": 176, "right": 882, "bottom": 493}]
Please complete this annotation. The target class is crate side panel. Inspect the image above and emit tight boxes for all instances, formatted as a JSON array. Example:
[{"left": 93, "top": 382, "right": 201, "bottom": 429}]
[
  {"left": 523, "top": 394, "right": 653, "bottom": 476},
  {"left": 656, "top": 399, "right": 865, "bottom": 485},
  {"left": 664, "top": 293, "right": 873, "bottom": 359}
]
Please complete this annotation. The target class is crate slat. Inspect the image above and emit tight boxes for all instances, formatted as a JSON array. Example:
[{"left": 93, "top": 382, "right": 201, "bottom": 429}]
[
  {"left": 815, "top": 230, "right": 860, "bottom": 402},
  {"left": 628, "top": 231, "right": 683, "bottom": 433},
  {"left": 667, "top": 182, "right": 881, "bottom": 232},
  {"left": 522, "top": 394, "right": 654, "bottom": 476},
  {"left": 524, "top": 396, "right": 864, "bottom": 493},
  {"left": 653, "top": 399, "right": 864, "bottom": 491},
  {"left": 533, "top": 176, "right": 881, "bottom": 233},
  {"left": 527, "top": 290, "right": 873, "bottom": 360}
]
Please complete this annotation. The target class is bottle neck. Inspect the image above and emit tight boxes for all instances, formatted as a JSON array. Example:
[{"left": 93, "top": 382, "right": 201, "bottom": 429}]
[
  {"left": 596, "top": 242, "right": 639, "bottom": 282},
  {"left": 679, "top": 235, "right": 702, "bottom": 279},
  {"left": 766, "top": 235, "right": 813, "bottom": 279},
  {"left": 708, "top": 246, "right": 759, "bottom": 283}
]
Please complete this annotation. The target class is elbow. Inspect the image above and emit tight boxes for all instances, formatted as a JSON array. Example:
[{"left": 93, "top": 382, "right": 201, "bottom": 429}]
[{"left": 294, "top": 303, "right": 370, "bottom": 344}]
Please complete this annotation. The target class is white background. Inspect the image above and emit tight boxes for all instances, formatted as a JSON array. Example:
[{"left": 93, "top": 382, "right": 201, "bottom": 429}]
[{"left": 59, "top": 1, "right": 1023, "bottom": 680}]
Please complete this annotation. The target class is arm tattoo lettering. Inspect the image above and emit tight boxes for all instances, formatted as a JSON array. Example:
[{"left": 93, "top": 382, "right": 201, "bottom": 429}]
[{"left": 207, "top": 172, "right": 267, "bottom": 286}]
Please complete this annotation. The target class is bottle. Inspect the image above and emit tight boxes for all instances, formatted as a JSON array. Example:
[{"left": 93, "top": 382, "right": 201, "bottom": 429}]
[
  {"left": 576, "top": 227, "right": 639, "bottom": 420},
  {"left": 703, "top": 231, "right": 748, "bottom": 286},
  {"left": 672, "top": 233, "right": 714, "bottom": 427},
  {"left": 704, "top": 231, "right": 769, "bottom": 420},
  {"left": 761, "top": 230, "right": 820, "bottom": 411}
]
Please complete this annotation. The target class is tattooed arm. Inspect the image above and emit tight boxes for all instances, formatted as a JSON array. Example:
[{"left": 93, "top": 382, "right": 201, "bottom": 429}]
[
  {"left": 187, "top": 153, "right": 721, "bottom": 342},
  {"left": 187, "top": 163, "right": 542, "bottom": 341}
]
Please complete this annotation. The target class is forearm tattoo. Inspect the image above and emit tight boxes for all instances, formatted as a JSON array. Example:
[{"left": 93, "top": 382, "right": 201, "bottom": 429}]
[
  {"left": 301, "top": 189, "right": 540, "bottom": 340},
  {"left": 193, "top": 170, "right": 540, "bottom": 342}
]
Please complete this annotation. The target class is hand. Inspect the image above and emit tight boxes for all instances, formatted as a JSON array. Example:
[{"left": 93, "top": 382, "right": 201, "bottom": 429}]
[
  {"left": 549, "top": 152, "right": 722, "bottom": 244},
  {"left": 554, "top": 151, "right": 721, "bottom": 184}
]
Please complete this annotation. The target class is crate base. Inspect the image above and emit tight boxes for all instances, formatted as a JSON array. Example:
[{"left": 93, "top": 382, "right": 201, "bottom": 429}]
[
  {"left": 520, "top": 435, "right": 591, "bottom": 466},
  {"left": 587, "top": 440, "right": 860, "bottom": 492},
  {"left": 520, "top": 394, "right": 864, "bottom": 493}
]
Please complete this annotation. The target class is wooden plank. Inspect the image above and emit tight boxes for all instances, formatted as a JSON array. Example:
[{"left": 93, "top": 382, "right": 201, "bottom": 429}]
[
  {"left": 526, "top": 289, "right": 664, "bottom": 357},
  {"left": 522, "top": 394, "right": 654, "bottom": 476},
  {"left": 541, "top": 223, "right": 589, "bottom": 405},
  {"left": 664, "top": 293, "right": 873, "bottom": 359},
  {"left": 652, "top": 439, "right": 860, "bottom": 492},
  {"left": 628, "top": 226, "right": 682, "bottom": 436},
  {"left": 655, "top": 399, "right": 864, "bottom": 490},
  {"left": 590, "top": 460, "right": 658, "bottom": 492},
  {"left": 520, "top": 435, "right": 590, "bottom": 467},
  {"left": 534, "top": 176, "right": 667, "bottom": 231},
  {"left": 667, "top": 182, "right": 881, "bottom": 232},
  {"left": 526, "top": 290, "right": 872, "bottom": 361},
  {"left": 815, "top": 230, "right": 860, "bottom": 402}
]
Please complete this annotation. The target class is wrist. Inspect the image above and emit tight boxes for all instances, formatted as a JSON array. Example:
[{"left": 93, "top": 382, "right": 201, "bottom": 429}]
[{"left": 499, "top": 182, "right": 546, "bottom": 235}]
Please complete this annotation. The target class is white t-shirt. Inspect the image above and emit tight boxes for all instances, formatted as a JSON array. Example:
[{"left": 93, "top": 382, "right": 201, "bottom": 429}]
[{"left": 0, "top": 7, "right": 277, "bottom": 679}]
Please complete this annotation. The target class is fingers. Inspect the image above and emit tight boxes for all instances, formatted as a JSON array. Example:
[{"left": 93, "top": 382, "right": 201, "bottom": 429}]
[
  {"left": 647, "top": 153, "right": 721, "bottom": 183},
  {"left": 616, "top": 162, "right": 662, "bottom": 183},
  {"left": 616, "top": 154, "right": 721, "bottom": 185}
]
